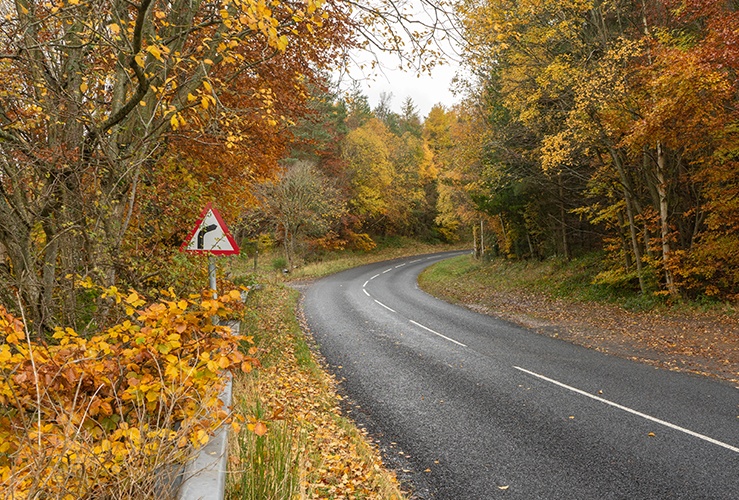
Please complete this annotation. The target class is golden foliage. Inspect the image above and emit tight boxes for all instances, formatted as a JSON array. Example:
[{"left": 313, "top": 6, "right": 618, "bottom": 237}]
[{"left": 0, "top": 287, "right": 255, "bottom": 498}]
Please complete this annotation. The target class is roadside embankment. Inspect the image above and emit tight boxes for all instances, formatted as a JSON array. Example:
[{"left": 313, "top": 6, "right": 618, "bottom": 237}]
[{"left": 227, "top": 279, "right": 405, "bottom": 499}]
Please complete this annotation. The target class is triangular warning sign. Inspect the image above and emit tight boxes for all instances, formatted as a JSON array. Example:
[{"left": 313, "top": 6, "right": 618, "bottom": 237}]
[{"left": 180, "top": 203, "right": 240, "bottom": 255}]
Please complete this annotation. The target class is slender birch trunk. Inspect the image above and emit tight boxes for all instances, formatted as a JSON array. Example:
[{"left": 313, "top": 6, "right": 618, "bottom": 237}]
[{"left": 656, "top": 143, "right": 678, "bottom": 296}]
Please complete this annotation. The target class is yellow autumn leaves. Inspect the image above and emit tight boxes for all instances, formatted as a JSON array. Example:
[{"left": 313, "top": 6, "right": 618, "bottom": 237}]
[{"left": 0, "top": 285, "right": 256, "bottom": 497}]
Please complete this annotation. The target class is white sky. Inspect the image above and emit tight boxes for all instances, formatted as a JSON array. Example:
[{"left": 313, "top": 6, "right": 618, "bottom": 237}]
[
  {"left": 362, "top": 61, "right": 460, "bottom": 119},
  {"left": 341, "top": 0, "right": 464, "bottom": 120}
]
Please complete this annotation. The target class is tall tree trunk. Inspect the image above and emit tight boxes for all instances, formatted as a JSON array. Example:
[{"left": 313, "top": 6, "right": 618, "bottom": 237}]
[
  {"left": 610, "top": 148, "right": 647, "bottom": 294},
  {"left": 617, "top": 211, "right": 633, "bottom": 270},
  {"left": 41, "top": 220, "right": 59, "bottom": 329},
  {"left": 526, "top": 230, "right": 536, "bottom": 259},
  {"left": 558, "top": 171, "right": 570, "bottom": 260},
  {"left": 1, "top": 227, "right": 44, "bottom": 334},
  {"left": 656, "top": 143, "right": 678, "bottom": 296},
  {"left": 283, "top": 225, "right": 292, "bottom": 269},
  {"left": 498, "top": 215, "right": 508, "bottom": 255},
  {"left": 473, "top": 224, "right": 479, "bottom": 259},
  {"left": 480, "top": 219, "right": 485, "bottom": 258}
]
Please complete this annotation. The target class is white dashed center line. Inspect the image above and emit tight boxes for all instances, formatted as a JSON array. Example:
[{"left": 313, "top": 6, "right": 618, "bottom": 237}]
[
  {"left": 514, "top": 366, "right": 739, "bottom": 453},
  {"left": 410, "top": 320, "right": 467, "bottom": 347},
  {"left": 374, "top": 300, "right": 396, "bottom": 313},
  {"left": 361, "top": 258, "right": 466, "bottom": 348}
]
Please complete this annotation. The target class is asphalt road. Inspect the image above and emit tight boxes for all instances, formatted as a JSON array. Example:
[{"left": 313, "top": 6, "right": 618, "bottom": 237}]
[{"left": 302, "top": 251, "right": 739, "bottom": 499}]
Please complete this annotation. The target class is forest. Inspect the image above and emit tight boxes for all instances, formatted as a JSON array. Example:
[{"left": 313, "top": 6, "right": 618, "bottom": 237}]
[
  {"left": 3, "top": 0, "right": 739, "bottom": 335},
  {"left": 2, "top": 0, "right": 739, "bottom": 496},
  {"left": 455, "top": 0, "right": 739, "bottom": 302}
]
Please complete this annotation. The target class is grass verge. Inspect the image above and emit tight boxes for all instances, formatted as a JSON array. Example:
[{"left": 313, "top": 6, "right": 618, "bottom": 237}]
[
  {"left": 419, "top": 253, "right": 737, "bottom": 314},
  {"left": 419, "top": 254, "right": 739, "bottom": 383},
  {"left": 227, "top": 279, "right": 405, "bottom": 499}
]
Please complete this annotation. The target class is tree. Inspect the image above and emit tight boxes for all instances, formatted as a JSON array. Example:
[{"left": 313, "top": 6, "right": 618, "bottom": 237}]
[
  {"left": 344, "top": 82, "right": 374, "bottom": 130},
  {"left": 398, "top": 97, "right": 423, "bottom": 138},
  {"left": 255, "top": 161, "right": 345, "bottom": 269},
  {"left": 0, "top": 0, "right": 352, "bottom": 332},
  {"left": 341, "top": 118, "right": 395, "bottom": 228},
  {"left": 388, "top": 127, "right": 435, "bottom": 236}
]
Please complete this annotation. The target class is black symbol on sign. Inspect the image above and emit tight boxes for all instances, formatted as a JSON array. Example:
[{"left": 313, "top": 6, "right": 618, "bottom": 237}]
[{"left": 197, "top": 224, "right": 218, "bottom": 250}]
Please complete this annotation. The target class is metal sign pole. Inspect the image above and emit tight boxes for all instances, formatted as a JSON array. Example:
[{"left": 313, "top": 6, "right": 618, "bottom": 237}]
[
  {"left": 208, "top": 255, "right": 217, "bottom": 298},
  {"left": 209, "top": 255, "right": 218, "bottom": 325}
]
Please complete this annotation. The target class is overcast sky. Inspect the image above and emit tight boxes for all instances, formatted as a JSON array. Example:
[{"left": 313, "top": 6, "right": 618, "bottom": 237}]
[
  {"left": 342, "top": 0, "right": 464, "bottom": 120},
  {"left": 362, "top": 60, "right": 461, "bottom": 119}
]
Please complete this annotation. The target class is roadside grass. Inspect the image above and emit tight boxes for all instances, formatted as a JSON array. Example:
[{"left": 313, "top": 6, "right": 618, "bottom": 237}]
[
  {"left": 230, "top": 378, "right": 304, "bottom": 500},
  {"left": 227, "top": 278, "right": 405, "bottom": 499},
  {"left": 419, "top": 252, "right": 738, "bottom": 316},
  {"left": 289, "top": 239, "right": 464, "bottom": 281}
]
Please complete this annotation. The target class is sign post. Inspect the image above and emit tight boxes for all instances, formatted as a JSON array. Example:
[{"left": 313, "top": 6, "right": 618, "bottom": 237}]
[
  {"left": 208, "top": 257, "right": 217, "bottom": 296},
  {"left": 180, "top": 202, "right": 240, "bottom": 301}
]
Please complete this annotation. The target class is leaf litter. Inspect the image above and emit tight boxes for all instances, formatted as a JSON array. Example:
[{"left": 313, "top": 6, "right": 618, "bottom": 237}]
[
  {"left": 421, "top": 264, "right": 739, "bottom": 384},
  {"left": 230, "top": 282, "right": 405, "bottom": 499}
]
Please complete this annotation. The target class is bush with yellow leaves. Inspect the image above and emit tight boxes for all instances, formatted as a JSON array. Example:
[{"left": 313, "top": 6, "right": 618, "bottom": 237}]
[{"left": 0, "top": 285, "right": 256, "bottom": 498}]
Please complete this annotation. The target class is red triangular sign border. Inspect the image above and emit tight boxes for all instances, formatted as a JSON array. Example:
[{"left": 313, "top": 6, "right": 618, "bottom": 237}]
[{"left": 179, "top": 202, "right": 240, "bottom": 255}]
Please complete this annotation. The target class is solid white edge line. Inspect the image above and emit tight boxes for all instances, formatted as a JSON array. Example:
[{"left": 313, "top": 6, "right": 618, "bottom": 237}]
[
  {"left": 513, "top": 366, "right": 739, "bottom": 454},
  {"left": 410, "top": 320, "right": 467, "bottom": 347},
  {"left": 363, "top": 289, "right": 370, "bottom": 297},
  {"left": 374, "top": 299, "right": 396, "bottom": 313}
]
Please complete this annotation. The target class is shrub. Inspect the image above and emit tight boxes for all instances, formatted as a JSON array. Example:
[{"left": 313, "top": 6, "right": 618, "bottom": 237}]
[
  {"left": 271, "top": 257, "right": 287, "bottom": 271},
  {"left": 0, "top": 286, "right": 257, "bottom": 498}
]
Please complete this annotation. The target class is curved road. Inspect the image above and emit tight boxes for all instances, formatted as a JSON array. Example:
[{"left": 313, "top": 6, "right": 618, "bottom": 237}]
[{"left": 302, "top": 252, "right": 739, "bottom": 499}]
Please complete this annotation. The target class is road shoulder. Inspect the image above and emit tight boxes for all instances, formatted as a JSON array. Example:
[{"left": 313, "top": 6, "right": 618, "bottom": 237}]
[{"left": 419, "top": 259, "right": 739, "bottom": 385}]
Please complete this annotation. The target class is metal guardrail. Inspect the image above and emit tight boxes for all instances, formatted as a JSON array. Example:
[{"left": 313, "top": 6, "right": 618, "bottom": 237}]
[{"left": 177, "top": 321, "right": 238, "bottom": 500}]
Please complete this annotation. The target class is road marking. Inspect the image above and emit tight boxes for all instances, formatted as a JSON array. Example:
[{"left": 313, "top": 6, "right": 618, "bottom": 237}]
[
  {"left": 361, "top": 256, "right": 466, "bottom": 348},
  {"left": 513, "top": 366, "right": 739, "bottom": 454},
  {"left": 374, "top": 300, "right": 396, "bottom": 313},
  {"left": 410, "top": 320, "right": 467, "bottom": 347}
]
